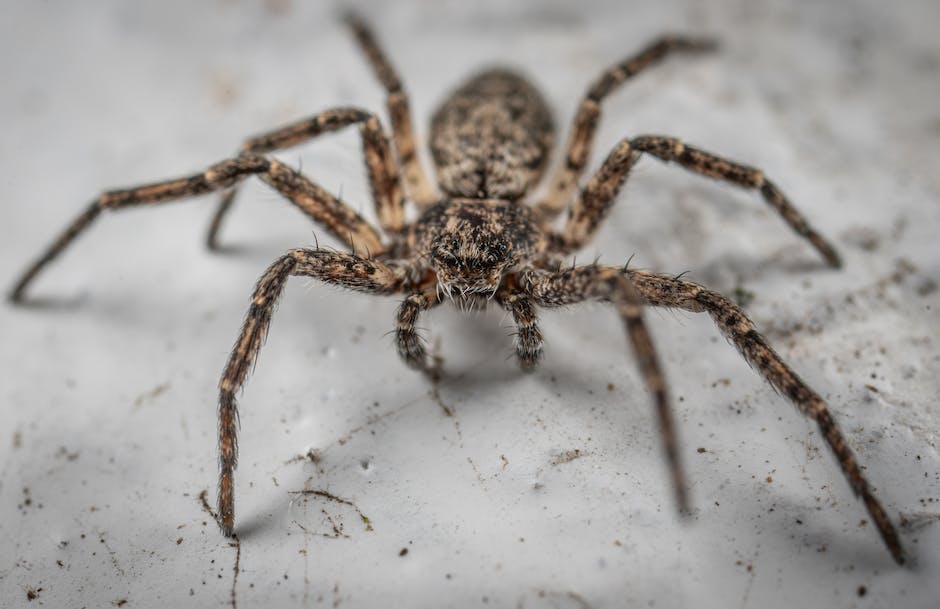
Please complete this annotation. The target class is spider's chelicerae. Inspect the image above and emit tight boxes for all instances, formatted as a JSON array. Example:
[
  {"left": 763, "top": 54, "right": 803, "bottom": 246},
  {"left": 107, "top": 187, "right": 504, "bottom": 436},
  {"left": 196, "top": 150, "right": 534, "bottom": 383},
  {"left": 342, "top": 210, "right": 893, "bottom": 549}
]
[{"left": 10, "top": 15, "right": 905, "bottom": 564}]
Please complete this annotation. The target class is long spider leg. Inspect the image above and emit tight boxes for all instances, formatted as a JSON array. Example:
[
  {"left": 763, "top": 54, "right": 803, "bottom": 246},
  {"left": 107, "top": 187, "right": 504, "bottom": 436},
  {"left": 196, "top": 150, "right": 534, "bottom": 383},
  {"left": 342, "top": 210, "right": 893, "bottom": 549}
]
[
  {"left": 549, "top": 136, "right": 840, "bottom": 267},
  {"left": 494, "top": 288, "right": 544, "bottom": 370},
  {"left": 620, "top": 267, "right": 905, "bottom": 564},
  {"left": 537, "top": 34, "right": 716, "bottom": 221},
  {"left": 9, "top": 155, "right": 386, "bottom": 303},
  {"left": 632, "top": 136, "right": 840, "bottom": 266},
  {"left": 217, "top": 248, "right": 407, "bottom": 536},
  {"left": 207, "top": 107, "right": 404, "bottom": 249},
  {"left": 519, "top": 265, "right": 689, "bottom": 514},
  {"left": 345, "top": 13, "right": 438, "bottom": 207},
  {"left": 396, "top": 286, "right": 442, "bottom": 370}
]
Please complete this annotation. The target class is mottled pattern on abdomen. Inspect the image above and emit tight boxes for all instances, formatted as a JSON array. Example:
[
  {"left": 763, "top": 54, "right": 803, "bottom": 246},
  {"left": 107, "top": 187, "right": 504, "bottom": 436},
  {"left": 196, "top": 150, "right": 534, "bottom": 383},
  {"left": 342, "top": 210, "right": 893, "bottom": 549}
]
[{"left": 430, "top": 69, "right": 554, "bottom": 200}]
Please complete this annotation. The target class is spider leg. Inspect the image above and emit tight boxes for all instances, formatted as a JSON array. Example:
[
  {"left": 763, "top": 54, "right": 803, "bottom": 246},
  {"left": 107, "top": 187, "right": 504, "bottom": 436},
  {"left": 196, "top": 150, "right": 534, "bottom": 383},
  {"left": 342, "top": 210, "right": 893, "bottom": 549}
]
[
  {"left": 207, "top": 107, "right": 405, "bottom": 248},
  {"left": 9, "top": 155, "right": 386, "bottom": 302},
  {"left": 537, "top": 35, "right": 716, "bottom": 222},
  {"left": 550, "top": 136, "right": 841, "bottom": 267},
  {"left": 518, "top": 265, "right": 688, "bottom": 513},
  {"left": 396, "top": 285, "right": 443, "bottom": 371},
  {"left": 618, "top": 267, "right": 904, "bottom": 563},
  {"left": 346, "top": 13, "right": 438, "bottom": 207},
  {"left": 218, "top": 248, "right": 407, "bottom": 536},
  {"left": 495, "top": 287, "right": 544, "bottom": 370}
]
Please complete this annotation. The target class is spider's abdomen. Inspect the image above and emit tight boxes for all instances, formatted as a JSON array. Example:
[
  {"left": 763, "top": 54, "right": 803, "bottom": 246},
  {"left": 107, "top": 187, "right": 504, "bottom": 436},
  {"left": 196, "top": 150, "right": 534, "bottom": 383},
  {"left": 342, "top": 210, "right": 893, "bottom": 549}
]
[{"left": 430, "top": 69, "right": 555, "bottom": 201}]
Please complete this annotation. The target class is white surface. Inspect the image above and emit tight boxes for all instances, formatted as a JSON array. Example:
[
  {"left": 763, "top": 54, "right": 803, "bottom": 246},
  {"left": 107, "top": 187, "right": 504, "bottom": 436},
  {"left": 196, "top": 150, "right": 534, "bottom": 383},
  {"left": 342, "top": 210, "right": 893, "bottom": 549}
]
[{"left": 1, "top": 1, "right": 939, "bottom": 608}]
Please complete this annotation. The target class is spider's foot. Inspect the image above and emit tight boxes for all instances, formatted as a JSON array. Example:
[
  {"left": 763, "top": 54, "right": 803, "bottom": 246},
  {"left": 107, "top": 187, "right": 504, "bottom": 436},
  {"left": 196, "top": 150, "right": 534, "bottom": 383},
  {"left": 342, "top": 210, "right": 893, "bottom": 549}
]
[
  {"left": 206, "top": 187, "right": 238, "bottom": 252},
  {"left": 205, "top": 220, "right": 230, "bottom": 253},
  {"left": 670, "top": 35, "right": 719, "bottom": 54},
  {"left": 206, "top": 234, "right": 223, "bottom": 252},
  {"left": 675, "top": 487, "right": 692, "bottom": 519},
  {"left": 8, "top": 268, "right": 38, "bottom": 304},
  {"left": 218, "top": 515, "right": 235, "bottom": 538},
  {"left": 516, "top": 350, "right": 543, "bottom": 372},
  {"left": 819, "top": 241, "right": 843, "bottom": 269},
  {"left": 400, "top": 351, "right": 431, "bottom": 372},
  {"left": 8, "top": 286, "right": 26, "bottom": 304}
]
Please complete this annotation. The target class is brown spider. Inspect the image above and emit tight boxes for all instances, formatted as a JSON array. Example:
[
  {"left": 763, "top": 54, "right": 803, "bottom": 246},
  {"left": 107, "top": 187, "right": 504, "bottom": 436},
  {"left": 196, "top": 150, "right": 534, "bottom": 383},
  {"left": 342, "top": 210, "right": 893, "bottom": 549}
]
[{"left": 9, "top": 14, "right": 904, "bottom": 564}]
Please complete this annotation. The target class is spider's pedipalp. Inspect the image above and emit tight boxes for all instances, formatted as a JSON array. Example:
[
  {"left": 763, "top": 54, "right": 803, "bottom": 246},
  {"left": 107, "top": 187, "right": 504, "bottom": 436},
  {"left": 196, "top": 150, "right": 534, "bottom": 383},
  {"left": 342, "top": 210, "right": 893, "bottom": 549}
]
[
  {"left": 495, "top": 288, "right": 543, "bottom": 370},
  {"left": 396, "top": 286, "right": 442, "bottom": 370}
]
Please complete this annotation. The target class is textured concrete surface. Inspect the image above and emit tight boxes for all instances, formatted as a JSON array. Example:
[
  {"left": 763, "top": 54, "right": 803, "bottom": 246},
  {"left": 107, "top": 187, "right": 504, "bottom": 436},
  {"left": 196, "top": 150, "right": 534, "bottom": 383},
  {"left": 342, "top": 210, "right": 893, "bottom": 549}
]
[{"left": 1, "top": 1, "right": 938, "bottom": 608}]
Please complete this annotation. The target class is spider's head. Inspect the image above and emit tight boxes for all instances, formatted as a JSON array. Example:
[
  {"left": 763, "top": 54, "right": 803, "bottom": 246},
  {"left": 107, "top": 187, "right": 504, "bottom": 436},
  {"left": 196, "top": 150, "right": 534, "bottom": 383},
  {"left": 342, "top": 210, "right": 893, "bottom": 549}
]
[
  {"left": 430, "top": 234, "right": 515, "bottom": 298},
  {"left": 413, "top": 200, "right": 542, "bottom": 302}
]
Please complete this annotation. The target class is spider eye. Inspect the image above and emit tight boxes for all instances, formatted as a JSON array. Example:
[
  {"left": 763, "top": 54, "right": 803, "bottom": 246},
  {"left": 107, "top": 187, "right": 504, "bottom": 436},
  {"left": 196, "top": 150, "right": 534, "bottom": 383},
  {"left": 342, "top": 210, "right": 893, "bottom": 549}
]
[{"left": 487, "top": 241, "right": 509, "bottom": 261}]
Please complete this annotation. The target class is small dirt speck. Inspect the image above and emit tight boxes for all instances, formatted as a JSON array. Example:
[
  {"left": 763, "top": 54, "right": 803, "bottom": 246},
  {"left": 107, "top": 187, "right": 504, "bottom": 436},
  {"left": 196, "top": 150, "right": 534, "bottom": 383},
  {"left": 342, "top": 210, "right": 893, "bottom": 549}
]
[
  {"left": 842, "top": 226, "right": 881, "bottom": 252},
  {"left": 305, "top": 449, "right": 322, "bottom": 464},
  {"left": 133, "top": 382, "right": 169, "bottom": 408},
  {"left": 55, "top": 446, "right": 80, "bottom": 461},
  {"left": 917, "top": 278, "right": 937, "bottom": 296},
  {"left": 399, "top": 548, "right": 408, "bottom": 557},
  {"left": 857, "top": 585, "right": 867, "bottom": 597},
  {"left": 26, "top": 588, "right": 42, "bottom": 601},
  {"left": 697, "top": 447, "right": 707, "bottom": 453},
  {"left": 265, "top": 0, "right": 292, "bottom": 16},
  {"left": 552, "top": 449, "right": 586, "bottom": 465},
  {"left": 176, "top": 537, "right": 183, "bottom": 545}
]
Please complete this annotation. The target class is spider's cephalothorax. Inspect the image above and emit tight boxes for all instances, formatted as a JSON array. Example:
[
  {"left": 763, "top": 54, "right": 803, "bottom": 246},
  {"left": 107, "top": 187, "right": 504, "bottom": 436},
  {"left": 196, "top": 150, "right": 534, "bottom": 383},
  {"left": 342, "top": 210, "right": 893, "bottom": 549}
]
[
  {"left": 411, "top": 198, "right": 544, "bottom": 302},
  {"left": 9, "top": 14, "right": 905, "bottom": 564}
]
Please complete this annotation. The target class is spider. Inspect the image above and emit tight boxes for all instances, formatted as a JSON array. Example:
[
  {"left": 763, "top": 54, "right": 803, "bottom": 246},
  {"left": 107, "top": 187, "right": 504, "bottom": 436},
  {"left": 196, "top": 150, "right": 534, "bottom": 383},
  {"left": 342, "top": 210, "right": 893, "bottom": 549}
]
[{"left": 9, "top": 14, "right": 904, "bottom": 564}]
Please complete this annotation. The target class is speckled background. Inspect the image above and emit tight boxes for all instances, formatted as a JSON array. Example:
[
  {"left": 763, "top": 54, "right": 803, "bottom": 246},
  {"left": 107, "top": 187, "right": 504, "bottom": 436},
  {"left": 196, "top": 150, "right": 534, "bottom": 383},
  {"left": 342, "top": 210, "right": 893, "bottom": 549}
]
[{"left": 1, "top": 1, "right": 938, "bottom": 608}]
